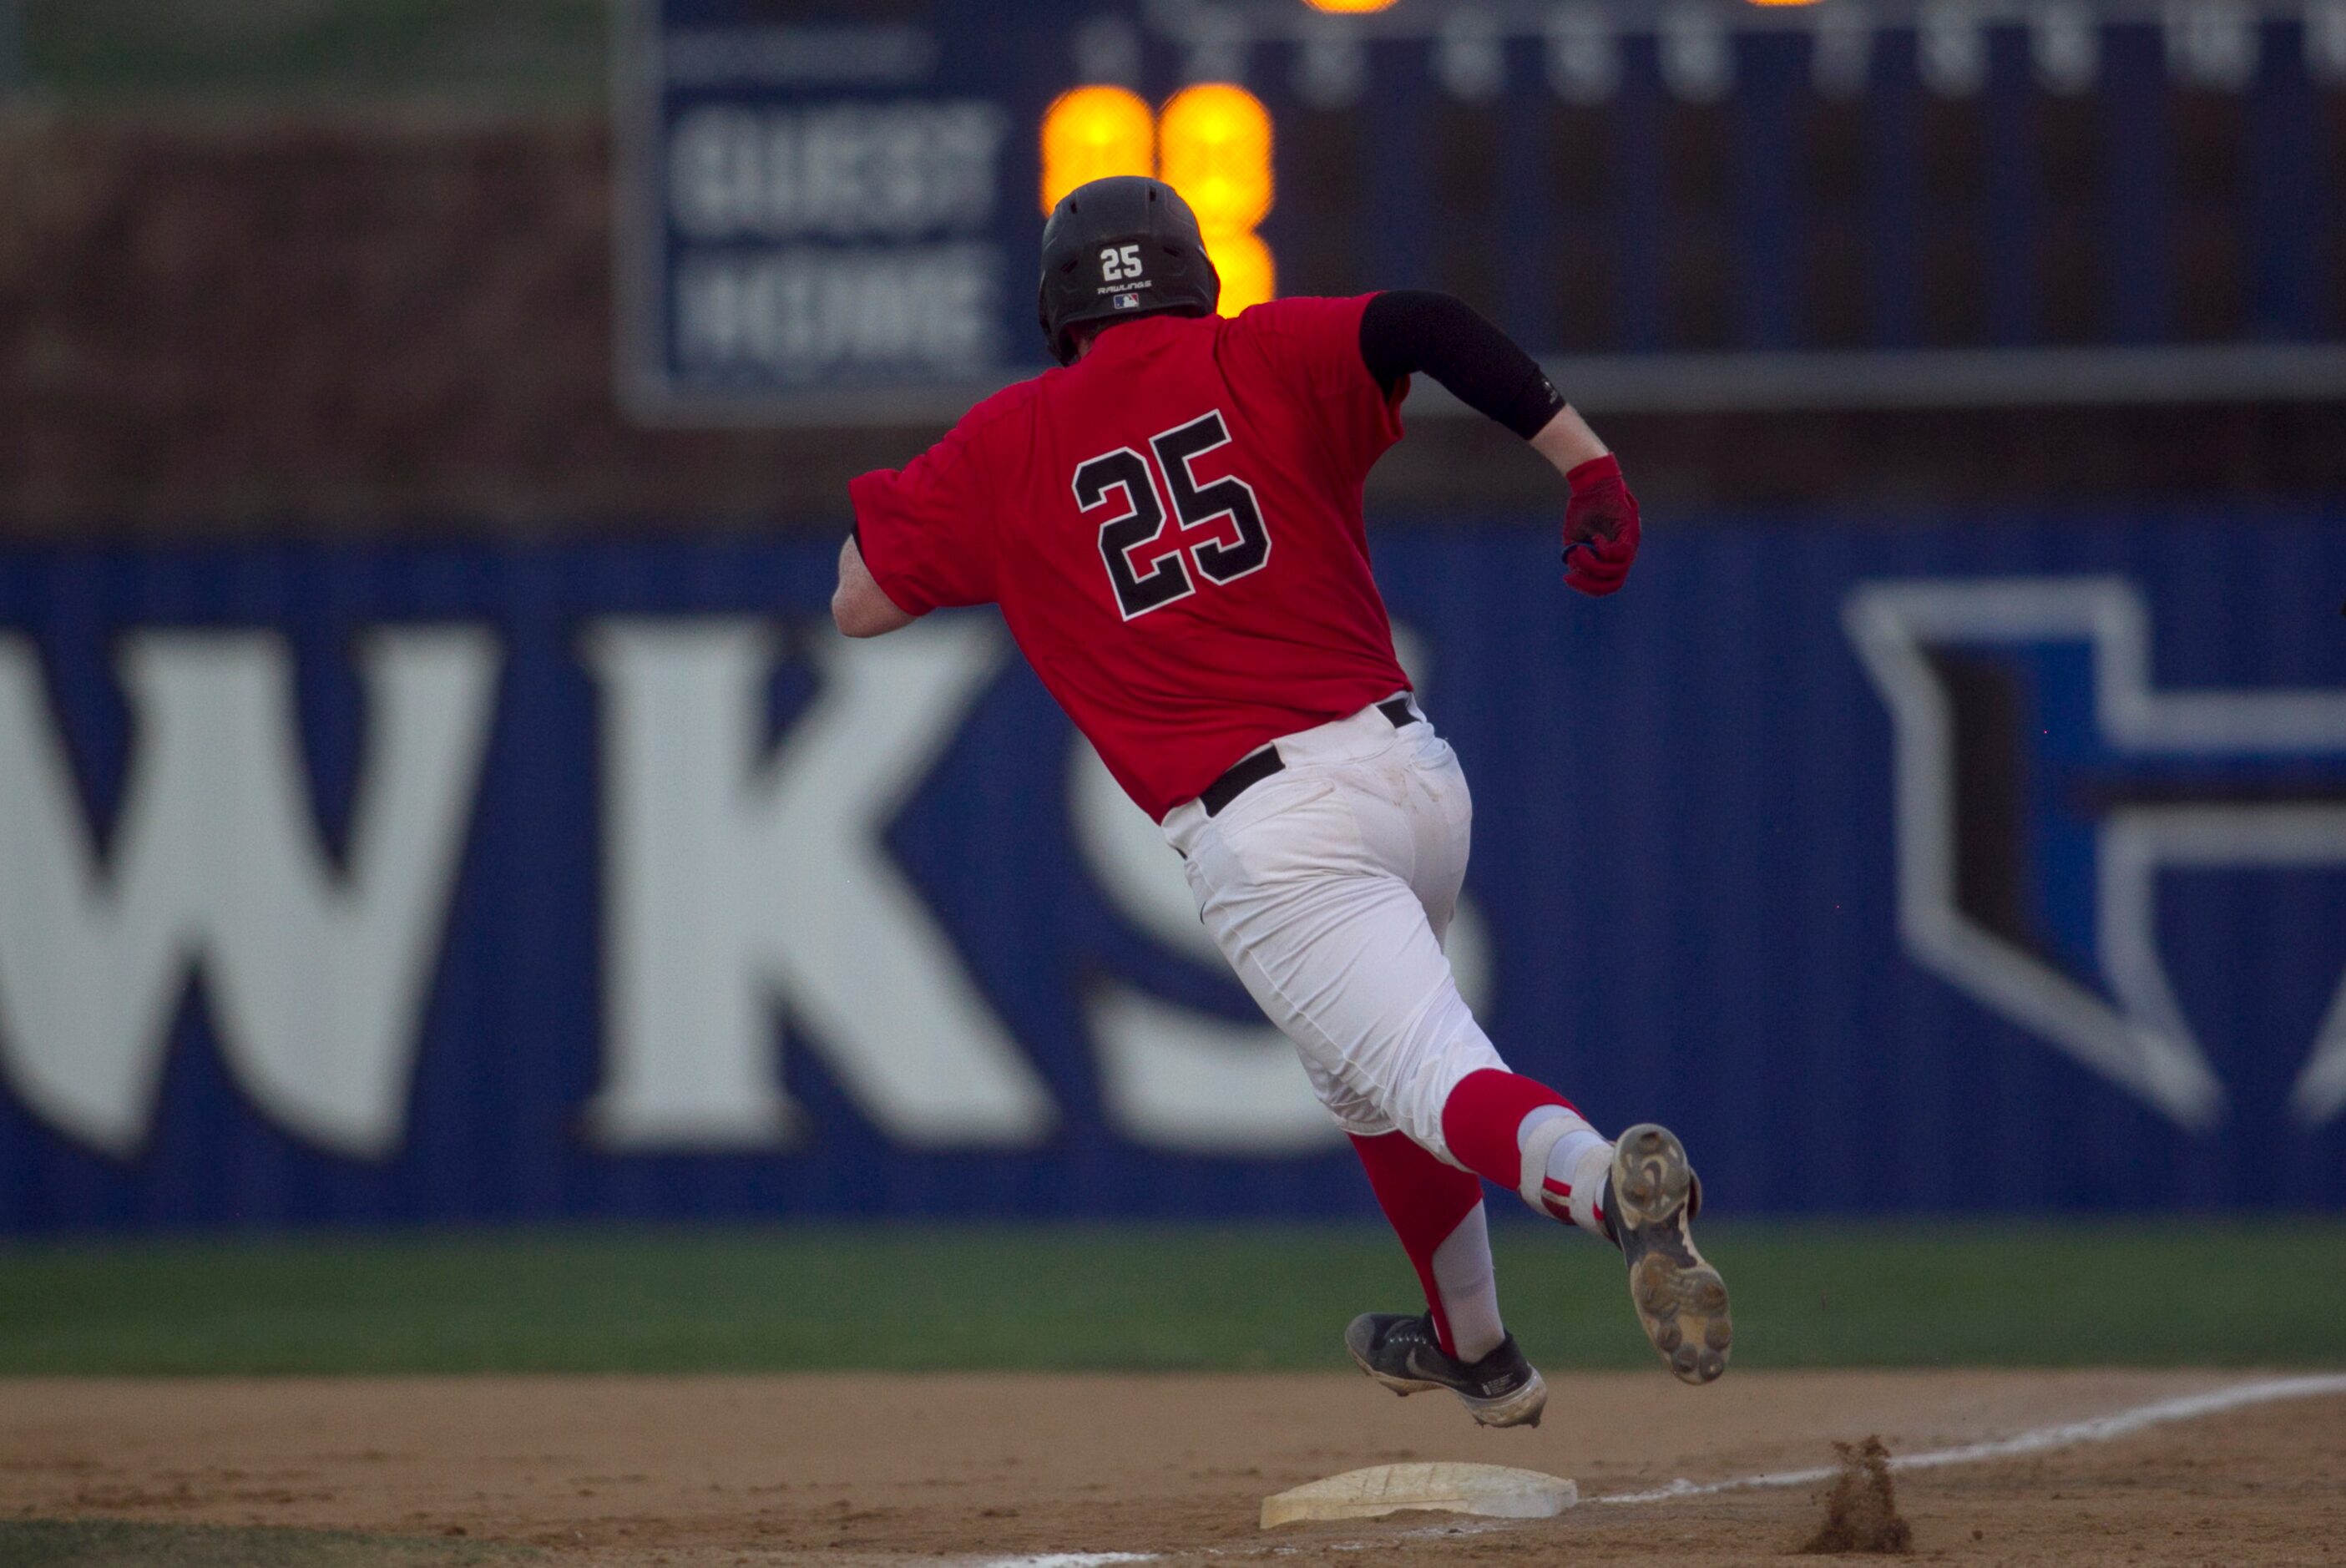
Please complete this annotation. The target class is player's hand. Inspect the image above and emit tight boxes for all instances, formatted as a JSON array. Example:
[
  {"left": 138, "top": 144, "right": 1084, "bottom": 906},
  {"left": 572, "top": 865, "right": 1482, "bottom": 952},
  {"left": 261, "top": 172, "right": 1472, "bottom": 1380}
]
[{"left": 1560, "top": 455, "right": 1640, "bottom": 597}]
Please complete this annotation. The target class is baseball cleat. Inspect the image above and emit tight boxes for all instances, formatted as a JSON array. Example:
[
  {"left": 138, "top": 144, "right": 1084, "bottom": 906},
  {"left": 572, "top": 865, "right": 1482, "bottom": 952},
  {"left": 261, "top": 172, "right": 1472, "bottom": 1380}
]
[
  {"left": 1604, "top": 1123, "right": 1732, "bottom": 1385},
  {"left": 1343, "top": 1312, "right": 1548, "bottom": 1429}
]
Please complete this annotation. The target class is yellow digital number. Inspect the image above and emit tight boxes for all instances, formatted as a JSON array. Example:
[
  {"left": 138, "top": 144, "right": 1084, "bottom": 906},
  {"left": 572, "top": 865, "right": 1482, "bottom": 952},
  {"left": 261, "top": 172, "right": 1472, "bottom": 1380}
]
[
  {"left": 1040, "top": 83, "right": 1277, "bottom": 316},
  {"left": 1159, "top": 84, "right": 1275, "bottom": 315},
  {"left": 1040, "top": 86, "right": 1155, "bottom": 213}
]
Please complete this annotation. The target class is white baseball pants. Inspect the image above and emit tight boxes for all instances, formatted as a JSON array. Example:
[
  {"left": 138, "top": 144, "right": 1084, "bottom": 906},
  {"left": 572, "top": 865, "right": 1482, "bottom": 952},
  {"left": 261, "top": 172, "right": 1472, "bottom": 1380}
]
[{"left": 1161, "top": 696, "right": 1510, "bottom": 1166}]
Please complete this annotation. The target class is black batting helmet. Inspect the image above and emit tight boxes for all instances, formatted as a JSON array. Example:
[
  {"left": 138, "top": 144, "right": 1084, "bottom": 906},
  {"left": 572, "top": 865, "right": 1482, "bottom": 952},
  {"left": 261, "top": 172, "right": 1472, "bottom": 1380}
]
[{"left": 1038, "top": 175, "right": 1221, "bottom": 366}]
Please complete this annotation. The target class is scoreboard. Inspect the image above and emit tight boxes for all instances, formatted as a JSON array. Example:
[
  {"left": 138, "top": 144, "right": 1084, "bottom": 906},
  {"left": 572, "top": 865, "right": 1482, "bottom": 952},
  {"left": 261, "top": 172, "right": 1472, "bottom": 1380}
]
[
  {"left": 615, "top": 0, "right": 1034, "bottom": 421},
  {"left": 616, "top": 0, "right": 1287, "bottom": 422},
  {"left": 616, "top": 0, "right": 2346, "bottom": 424}
]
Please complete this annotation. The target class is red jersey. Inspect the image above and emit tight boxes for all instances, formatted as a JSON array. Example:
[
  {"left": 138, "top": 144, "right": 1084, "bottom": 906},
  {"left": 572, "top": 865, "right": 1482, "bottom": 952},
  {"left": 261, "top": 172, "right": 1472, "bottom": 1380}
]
[{"left": 850, "top": 294, "right": 1412, "bottom": 821}]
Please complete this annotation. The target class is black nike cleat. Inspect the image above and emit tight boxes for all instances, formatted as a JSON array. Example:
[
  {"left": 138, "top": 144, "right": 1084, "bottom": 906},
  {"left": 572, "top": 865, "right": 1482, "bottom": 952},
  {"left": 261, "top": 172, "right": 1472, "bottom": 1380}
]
[
  {"left": 1343, "top": 1312, "right": 1548, "bottom": 1429},
  {"left": 1604, "top": 1122, "right": 1732, "bottom": 1385}
]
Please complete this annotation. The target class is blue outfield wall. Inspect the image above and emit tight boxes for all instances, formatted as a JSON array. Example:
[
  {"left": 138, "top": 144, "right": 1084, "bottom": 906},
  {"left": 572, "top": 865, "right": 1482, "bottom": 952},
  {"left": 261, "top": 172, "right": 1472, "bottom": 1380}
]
[{"left": 1, "top": 513, "right": 2343, "bottom": 1231}]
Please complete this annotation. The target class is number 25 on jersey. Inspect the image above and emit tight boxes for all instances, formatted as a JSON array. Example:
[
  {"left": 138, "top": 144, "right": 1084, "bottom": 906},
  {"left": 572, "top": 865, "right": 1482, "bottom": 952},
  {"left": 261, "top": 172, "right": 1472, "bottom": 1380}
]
[{"left": 1074, "top": 410, "right": 1272, "bottom": 621}]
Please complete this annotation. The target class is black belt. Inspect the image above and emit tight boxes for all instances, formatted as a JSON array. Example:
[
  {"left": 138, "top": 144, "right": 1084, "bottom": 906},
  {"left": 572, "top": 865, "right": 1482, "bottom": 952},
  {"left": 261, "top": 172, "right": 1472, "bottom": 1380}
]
[{"left": 1198, "top": 696, "right": 1419, "bottom": 818}]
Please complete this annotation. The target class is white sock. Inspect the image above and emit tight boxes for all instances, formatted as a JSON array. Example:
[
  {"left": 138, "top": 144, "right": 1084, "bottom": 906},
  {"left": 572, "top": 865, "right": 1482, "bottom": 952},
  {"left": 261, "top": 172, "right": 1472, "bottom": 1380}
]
[
  {"left": 1515, "top": 1105, "right": 1614, "bottom": 1241},
  {"left": 1430, "top": 1201, "right": 1506, "bottom": 1363},
  {"left": 1550, "top": 1139, "right": 1615, "bottom": 1239}
]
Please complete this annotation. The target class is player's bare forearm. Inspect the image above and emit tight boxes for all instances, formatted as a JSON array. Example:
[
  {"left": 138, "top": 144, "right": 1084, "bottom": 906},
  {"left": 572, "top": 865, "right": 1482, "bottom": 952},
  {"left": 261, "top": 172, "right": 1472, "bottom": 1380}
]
[
  {"left": 1529, "top": 405, "right": 1610, "bottom": 480},
  {"left": 832, "top": 535, "right": 917, "bottom": 638}
]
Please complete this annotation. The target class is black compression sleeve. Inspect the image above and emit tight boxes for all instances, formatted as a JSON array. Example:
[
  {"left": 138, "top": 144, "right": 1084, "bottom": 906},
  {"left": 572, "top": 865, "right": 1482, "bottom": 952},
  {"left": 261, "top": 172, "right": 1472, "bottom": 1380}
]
[{"left": 1358, "top": 289, "right": 1566, "bottom": 442}]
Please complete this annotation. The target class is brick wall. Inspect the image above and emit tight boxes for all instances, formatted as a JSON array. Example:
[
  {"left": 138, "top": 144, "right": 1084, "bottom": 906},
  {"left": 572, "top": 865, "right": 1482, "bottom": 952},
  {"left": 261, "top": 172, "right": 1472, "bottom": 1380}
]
[{"left": 3, "top": 113, "right": 2340, "bottom": 539}]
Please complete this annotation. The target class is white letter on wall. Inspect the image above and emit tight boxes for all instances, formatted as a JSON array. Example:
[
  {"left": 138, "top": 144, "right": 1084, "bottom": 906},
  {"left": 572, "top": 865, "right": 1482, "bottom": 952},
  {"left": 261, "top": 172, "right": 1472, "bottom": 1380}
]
[
  {"left": 0, "top": 630, "right": 499, "bottom": 1158},
  {"left": 585, "top": 617, "right": 1057, "bottom": 1149}
]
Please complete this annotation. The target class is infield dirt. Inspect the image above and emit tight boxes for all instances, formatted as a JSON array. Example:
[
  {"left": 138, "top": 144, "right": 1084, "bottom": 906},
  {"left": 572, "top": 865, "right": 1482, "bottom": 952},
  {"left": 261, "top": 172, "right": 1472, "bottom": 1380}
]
[{"left": 1, "top": 1371, "right": 2339, "bottom": 1565}]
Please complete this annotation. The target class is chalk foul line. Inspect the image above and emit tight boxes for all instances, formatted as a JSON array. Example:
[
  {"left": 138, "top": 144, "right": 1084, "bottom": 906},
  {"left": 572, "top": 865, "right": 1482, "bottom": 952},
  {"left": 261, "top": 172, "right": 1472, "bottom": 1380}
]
[
  {"left": 1593, "top": 1373, "right": 2346, "bottom": 1505},
  {"left": 969, "top": 1374, "right": 2346, "bottom": 1564}
]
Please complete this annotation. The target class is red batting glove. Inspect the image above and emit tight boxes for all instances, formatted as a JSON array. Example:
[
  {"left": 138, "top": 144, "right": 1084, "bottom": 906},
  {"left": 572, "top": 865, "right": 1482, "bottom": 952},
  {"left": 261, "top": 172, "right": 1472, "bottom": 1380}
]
[{"left": 1560, "top": 453, "right": 1641, "bottom": 597}]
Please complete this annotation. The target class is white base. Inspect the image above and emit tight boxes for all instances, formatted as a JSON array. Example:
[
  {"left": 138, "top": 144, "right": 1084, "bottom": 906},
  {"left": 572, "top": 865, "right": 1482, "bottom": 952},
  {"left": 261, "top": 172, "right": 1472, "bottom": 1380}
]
[{"left": 1260, "top": 1463, "right": 1579, "bottom": 1529}]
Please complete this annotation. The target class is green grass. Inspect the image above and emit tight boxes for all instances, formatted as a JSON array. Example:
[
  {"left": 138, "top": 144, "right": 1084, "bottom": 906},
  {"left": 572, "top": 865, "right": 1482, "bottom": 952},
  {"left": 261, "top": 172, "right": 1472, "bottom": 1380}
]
[
  {"left": 0, "top": 1520, "right": 527, "bottom": 1567},
  {"left": 0, "top": 1222, "right": 2335, "bottom": 1377}
]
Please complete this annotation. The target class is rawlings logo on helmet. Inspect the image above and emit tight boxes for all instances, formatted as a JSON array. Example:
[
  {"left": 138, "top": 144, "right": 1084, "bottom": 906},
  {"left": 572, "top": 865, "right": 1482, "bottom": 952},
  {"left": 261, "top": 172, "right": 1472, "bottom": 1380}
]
[{"left": 1038, "top": 175, "right": 1221, "bottom": 365}]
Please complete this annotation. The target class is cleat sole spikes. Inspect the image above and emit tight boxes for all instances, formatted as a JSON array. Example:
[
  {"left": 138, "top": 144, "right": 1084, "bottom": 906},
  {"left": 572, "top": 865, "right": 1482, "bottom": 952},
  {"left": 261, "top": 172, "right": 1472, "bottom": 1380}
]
[{"left": 1609, "top": 1123, "right": 1733, "bottom": 1387}]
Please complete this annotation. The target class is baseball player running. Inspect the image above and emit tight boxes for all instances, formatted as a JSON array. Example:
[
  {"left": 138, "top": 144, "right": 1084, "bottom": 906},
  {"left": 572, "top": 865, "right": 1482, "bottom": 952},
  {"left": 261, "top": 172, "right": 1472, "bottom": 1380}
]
[{"left": 834, "top": 176, "right": 1730, "bottom": 1428}]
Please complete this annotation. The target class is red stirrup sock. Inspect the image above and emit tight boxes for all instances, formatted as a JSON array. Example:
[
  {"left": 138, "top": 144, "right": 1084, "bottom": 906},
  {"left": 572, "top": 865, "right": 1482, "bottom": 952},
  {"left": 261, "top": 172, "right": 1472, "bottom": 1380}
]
[
  {"left": 1438, "top": 1068, "right": 1614, "bottom": 1239},
  {"left": 1348, "top": 1131, "right": 1506, "bottom": 1362}
]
